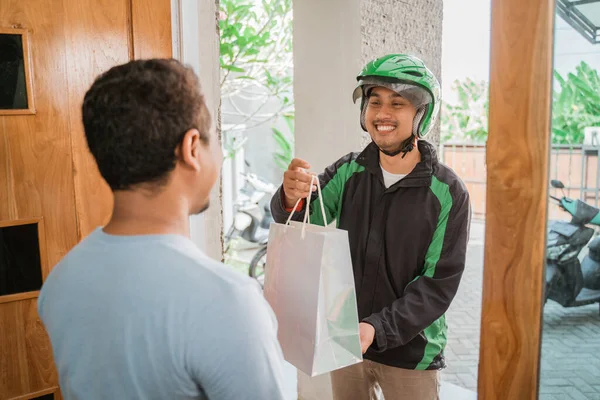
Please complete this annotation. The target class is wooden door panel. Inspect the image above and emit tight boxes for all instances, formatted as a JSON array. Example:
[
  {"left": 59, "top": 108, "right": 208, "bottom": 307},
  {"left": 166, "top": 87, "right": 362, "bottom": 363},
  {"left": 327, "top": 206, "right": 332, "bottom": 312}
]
[
  {"left": 132, "top": 0, "right": 173, "bottom": 59},
  {"left": 0, "top": 0, "right": 79, "bottom": 269},
  {"left": 0, "top": 299, "right": 56, "bottom": 399},
  {"left": 0, "top": 121, "right": 17, "bottom": 221},
  {"left": 0, "top": 301, "right": 29, "bottom": 397},
  {"left": 0, "top": 0, "right": 172, "bottom": 398},
  {"left": 23, "top": 298, "right": 56, "bottom": 395},
  {"left": 63, "top": 0, "right": 131, "bottom": 239}
]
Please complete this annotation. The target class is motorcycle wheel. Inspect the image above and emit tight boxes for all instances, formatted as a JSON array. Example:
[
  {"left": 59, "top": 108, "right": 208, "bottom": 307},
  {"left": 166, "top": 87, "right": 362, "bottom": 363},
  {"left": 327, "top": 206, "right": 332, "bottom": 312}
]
[{"left": 249, "top": 246, "right": 267, "bottom": 287}]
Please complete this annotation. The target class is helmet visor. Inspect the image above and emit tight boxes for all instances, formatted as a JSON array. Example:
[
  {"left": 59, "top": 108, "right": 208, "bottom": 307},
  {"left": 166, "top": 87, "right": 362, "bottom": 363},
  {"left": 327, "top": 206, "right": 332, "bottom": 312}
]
[{"left": 352, "top": 77, "right": 432, "bottom": 108}]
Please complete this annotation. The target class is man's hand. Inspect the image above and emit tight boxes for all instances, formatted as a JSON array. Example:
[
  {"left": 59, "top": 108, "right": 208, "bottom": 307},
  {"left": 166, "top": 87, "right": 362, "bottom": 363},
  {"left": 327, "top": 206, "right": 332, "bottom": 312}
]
[
  {"left": 283, "top": 158, "right": 316, "bottom": 209},
  {"left": 359, "top": 322, "right": 375, "bottom": 354}
]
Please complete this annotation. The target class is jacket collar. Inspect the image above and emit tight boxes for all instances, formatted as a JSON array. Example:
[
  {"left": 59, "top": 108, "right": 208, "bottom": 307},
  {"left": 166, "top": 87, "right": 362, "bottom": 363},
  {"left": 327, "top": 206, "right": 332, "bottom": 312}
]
[{"left": 356, "top": 140, "right": 438, "bottom": 188}]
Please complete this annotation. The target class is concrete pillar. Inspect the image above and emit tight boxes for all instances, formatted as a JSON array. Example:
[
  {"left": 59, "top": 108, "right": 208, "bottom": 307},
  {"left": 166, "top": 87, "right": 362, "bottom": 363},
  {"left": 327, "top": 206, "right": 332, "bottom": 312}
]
[
  {"left": 293, "top": 1, "right": 443, "bottom": 399},
  {"left": 174, "top": 0, "right": 223, "bottom": 261},
  {"left": 293, "top": 1, "right": 361, "bottom": 397},
  {"left": 293, "top": 0, "right": 363, "bottom": 173},
  {"left": 361, "top": 0, "right": 444, "bottom": 147}
]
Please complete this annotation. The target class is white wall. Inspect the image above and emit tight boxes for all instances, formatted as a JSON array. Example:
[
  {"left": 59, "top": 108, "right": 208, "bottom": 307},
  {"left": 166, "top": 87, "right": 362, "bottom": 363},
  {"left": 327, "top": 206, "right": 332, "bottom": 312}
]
[
  {"left": 293, "top": 2, "right": 362, "bottom": 397},
  {"left": 294, "top": 0, "right": 444, "bottom": 398},
  {"left": 173, "top": 0, "right": 223, "bottom": 260},
  {"left": 293, "top": 0, "right": 363, "bottom": 174},
  {"left": 361, "top": 0, "right": 444, "bottom": 146}
]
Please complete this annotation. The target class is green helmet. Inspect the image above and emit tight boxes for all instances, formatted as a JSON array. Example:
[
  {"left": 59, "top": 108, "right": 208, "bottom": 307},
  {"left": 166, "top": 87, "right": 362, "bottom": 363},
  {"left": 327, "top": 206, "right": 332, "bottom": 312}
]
[{"left": 352, "top": 54, "right": 441, "bottom": 138}]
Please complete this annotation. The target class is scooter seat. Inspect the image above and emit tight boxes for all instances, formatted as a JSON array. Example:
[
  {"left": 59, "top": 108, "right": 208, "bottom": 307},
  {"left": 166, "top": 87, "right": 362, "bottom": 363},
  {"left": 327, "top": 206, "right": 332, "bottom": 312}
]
[
  {"left": 589, "top": 236, "right": 600, "bottom": 255},
  {"left": 574, "top": 287, "right": 600, "bottom": 305},
  {"left": 549, "top": 221, "right": 579, "bottom": 238},
  {"left": 588, "top": 242, "right": 600, "bottom": 263}
]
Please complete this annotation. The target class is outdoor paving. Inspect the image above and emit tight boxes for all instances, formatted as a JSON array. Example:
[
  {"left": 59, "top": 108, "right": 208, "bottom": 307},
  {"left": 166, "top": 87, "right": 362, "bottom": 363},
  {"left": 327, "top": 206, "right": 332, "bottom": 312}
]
[
  {"left": 442, "top": 221, "right": 600, "bottom": 399},
  {"left": 441, "top": 221, "right": 484, "bottom": 393}
]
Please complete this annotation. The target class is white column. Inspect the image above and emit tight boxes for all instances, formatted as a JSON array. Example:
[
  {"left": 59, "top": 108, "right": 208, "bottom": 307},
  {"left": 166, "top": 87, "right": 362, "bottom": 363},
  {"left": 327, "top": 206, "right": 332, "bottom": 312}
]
[
  {"left": 174, "top": 0, "right": 223, "bottom": 261},
  {"left": 293, "top": 1, "right": 361, "bottom": 398},
  {"left": 293, "top": 0, "right": 363, "bottom": 174},
  {"left": 293, "top": 1, "right": 444, "bottom": 398},
  {"left": 361, "top": 0, "right": 444, "bottom": 146}
]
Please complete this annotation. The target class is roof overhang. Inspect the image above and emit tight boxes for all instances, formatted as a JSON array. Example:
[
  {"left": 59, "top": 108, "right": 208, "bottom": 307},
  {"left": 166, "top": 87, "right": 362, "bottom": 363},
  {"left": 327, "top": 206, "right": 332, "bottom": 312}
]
[{"left": 557, "top": 0, "right": 600, "bottom": 44}]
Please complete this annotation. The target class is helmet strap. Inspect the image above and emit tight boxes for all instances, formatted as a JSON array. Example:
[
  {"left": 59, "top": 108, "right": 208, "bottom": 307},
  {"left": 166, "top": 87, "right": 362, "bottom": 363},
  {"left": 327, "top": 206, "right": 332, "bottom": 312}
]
[{"left": 377, "top": 134, "right": 416, "bottom": 158}]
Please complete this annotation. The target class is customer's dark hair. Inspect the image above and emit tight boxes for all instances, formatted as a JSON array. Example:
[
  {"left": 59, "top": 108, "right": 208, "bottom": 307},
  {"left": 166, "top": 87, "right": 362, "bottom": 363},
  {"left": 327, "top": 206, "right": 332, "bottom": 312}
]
[{"left": 82, "top": 58, "right": 211, "bottom": 191}]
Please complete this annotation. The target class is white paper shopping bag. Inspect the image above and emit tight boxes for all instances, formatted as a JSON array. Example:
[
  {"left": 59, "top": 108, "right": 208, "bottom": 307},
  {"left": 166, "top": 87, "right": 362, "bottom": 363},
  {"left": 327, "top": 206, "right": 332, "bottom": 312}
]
[{"left": 263, "top": 176, "right": 362, "bottom": 377}]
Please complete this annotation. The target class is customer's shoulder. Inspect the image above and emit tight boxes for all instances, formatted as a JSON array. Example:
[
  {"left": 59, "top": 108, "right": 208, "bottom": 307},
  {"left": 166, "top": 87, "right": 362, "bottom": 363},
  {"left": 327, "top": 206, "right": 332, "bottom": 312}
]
[
  {"left": 183, "top": 254, "right": 274, "bottom": 328},
  {"left": 50, "top": 230, "right": 261, "bottom": 297},
  {"left": 190, "top": 252, "right": 262, "bottom": 293},
  {"left": 157, "top": 241, "right": 265, "bottom": 306}
]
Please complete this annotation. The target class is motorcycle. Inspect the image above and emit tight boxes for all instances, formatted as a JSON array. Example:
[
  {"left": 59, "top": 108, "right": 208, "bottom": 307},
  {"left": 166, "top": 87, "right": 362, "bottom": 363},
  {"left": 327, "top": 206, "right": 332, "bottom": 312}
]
[
  {"left": 223, "top": 170, "right": 275, "bottom": 286},
  {"left": 545, "top": 179, "right": 600, "bottom": 313}
]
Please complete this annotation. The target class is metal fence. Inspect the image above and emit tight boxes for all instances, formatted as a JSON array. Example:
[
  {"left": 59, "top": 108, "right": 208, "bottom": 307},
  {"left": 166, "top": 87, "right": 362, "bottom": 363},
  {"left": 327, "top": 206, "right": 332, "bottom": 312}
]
[{"left": 440, "top": 142, "right": 600, "bottom": 220}]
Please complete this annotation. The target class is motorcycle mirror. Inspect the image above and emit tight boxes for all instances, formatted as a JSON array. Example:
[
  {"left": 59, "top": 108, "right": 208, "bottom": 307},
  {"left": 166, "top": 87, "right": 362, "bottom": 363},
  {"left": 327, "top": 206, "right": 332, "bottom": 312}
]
[{"left": 550, "top": 179, "right": 568, "bottom": 200}]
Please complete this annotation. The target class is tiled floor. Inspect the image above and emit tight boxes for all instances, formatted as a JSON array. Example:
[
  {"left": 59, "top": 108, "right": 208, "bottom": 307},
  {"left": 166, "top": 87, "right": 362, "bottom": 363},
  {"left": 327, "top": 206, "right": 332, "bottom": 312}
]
[{"left": 443, "top": 221, "right": 600, "bottom": 400}]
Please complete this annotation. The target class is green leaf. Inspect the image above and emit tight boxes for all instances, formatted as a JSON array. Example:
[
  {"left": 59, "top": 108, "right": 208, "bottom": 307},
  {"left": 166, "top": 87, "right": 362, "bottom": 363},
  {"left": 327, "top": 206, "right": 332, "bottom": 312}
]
[
  {"left": 272, "top": 128, "right": 292, "bottom": 152},
  {"left": 220, "top": 43, "right": 233, "bottom": 57},
  {"left": 220, "top": 0, "right": 295, "bottom": 137},
  {"left": 233, "top": 4, "right": 253, "bottom": 16},
  {"left": 283, "top": 114, "right": 294, "bottom": 132},
  {"left": 273, "top": 154, "right": 290, "bottom": 171},
  {"left": 222, "top": 65, "right": 245, "bottom": 73},
  {"left": 237, "top": 36, "right": 248, "bottom": 47}
]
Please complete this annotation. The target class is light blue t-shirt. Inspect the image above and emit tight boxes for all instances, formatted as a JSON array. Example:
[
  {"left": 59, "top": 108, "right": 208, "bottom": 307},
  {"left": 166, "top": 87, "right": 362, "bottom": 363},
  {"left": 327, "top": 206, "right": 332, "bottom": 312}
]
[{"left": 38, "top": 228, "right": 287, "bottom": 400}]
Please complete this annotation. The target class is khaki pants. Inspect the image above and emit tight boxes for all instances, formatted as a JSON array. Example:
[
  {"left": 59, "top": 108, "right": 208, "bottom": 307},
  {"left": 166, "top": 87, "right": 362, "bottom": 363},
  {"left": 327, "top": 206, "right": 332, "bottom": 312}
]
[{"left": 330, "top": 359, "right": 440, "bottom": 400}]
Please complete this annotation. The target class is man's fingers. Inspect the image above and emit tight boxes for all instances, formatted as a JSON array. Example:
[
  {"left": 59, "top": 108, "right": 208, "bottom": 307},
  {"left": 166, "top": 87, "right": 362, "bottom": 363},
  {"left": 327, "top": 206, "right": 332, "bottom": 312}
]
[
  {"left": 284, "top": 179, "right": 317, "bottom": 195},
  {"left": 283, "top": 158, "right": 316, "bottom": 205},
  {"left": 284, "top": 178, "right": 317, "bottom": 194},
  {"left": 360, "top": 339, "right": 369, "bottom": 354},
  {"left": 284, "top": 186, "right": 311, "bottom": 199},
  {"left": 284, "top": 170, "right": 316, "bottom": 186},
  {"left": 296, "top": 179, "right": 318, "bottom": 192},
  {"left": 288, "top": 158, "right": 311, "bottom": 171},
  {"left": 284, "top": 169, "right": 311, "bottom": 183},
  {"left": 284, "top": 159, "right": 317, "bottom": 202}
]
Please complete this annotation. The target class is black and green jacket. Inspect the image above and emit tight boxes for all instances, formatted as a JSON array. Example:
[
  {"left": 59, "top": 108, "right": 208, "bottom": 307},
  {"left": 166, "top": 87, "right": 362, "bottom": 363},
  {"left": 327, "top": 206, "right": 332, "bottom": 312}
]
[{"left": 270, "top": 140, "right": 471, "bottom": 370}]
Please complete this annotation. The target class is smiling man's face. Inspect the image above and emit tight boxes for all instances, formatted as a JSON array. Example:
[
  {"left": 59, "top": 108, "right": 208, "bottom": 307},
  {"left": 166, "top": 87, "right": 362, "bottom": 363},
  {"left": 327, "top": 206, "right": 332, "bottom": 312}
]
[{"left": 364, "top": 86, "right": 417, "bottom": 154}]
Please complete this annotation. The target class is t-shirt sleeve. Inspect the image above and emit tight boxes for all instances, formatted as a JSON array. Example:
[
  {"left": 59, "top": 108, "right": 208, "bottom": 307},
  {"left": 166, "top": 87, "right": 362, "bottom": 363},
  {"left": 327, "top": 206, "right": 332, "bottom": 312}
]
[{"left": 186, "top": 284, "right": 287, "bottom": 400}]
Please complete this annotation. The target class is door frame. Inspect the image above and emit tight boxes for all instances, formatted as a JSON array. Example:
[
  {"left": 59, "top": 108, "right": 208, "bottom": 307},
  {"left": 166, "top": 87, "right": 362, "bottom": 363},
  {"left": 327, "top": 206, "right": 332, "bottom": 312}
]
[{"left": 478, "top": 0, "right": 555, "bottom": 398}]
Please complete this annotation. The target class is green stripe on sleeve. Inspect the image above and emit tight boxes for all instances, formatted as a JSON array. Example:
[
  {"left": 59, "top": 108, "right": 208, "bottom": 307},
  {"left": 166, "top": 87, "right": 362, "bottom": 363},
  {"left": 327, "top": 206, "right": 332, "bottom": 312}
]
[{"left": 309, "top": 160, "right": 365, "bottom": 226}]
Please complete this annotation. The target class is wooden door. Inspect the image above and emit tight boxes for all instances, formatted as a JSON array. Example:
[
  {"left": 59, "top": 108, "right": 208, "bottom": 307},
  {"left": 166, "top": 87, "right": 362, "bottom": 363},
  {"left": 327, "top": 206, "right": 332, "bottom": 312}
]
[{"left": 0, "top": 0, "right": 171, "bottom": 398}]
